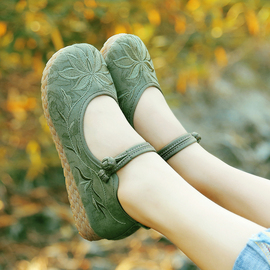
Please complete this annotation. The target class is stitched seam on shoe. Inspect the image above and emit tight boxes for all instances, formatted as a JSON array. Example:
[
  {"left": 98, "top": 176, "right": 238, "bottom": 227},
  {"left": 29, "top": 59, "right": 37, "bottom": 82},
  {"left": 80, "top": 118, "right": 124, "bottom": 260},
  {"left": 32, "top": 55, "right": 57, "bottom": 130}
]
[
  {"left": 161, "top": 137, "right": 190, "bottom": 156},
  {"left": 163, "top": 141, "right": 196, "bottom": 160},
  {"left": 159, "top": 135, "right": 190, "bottom": 156},
  {"left": 162, "top": 141, "right": 194, "bottom": 160},
  {"left": 115, "top": 143, "right": 155, "bottom": 172},
  {"left": 162, "top": 138, "right": 193, "bottom": 159},
  {"left": 159, "top": 135, "right": 196, "bottom": 160}
]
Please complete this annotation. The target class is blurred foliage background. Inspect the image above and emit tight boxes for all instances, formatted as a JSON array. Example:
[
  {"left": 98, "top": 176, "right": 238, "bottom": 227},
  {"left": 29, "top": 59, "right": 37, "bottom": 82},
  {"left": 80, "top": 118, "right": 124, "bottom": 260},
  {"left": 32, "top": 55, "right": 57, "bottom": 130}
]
[{"left": 1, "top": 0, "right": 270, "bottom": 269}]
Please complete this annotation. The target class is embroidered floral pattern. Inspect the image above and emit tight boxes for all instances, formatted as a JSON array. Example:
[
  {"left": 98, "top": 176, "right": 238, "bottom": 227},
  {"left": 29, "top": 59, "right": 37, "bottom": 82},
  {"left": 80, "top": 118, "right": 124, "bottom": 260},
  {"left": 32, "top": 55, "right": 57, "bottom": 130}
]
[
  {"left": 49, "top": 91, "right": 66, "bottom": 122},
  {"left": 113, "top": 37, "right": 155, "bottom": 80},
  {"left": 75, "top": 166, "right": 93, "bottom": 192},
  {"left": 105, "top": 35, "right": 161, "bottom": 127},
  {"left": 112, "top": 35, "right": 159, "bottom": 102},
  {"left": 59, "top": 46, "right": 113, "bottom": 91}
]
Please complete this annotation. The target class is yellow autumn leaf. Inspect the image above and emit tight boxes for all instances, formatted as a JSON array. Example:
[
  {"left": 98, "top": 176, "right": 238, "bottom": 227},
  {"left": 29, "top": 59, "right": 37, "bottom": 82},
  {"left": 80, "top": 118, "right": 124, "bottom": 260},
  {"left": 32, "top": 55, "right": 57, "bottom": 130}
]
[
  {"left": 186, "top": 0, "right": 200, "bottom": 11},
  {"left": 0, "top": 148, "right": 7, "bottom": 162},
  {"left": 26, "top": 140, "right": 41, "bottom": 156},
  {"left": 27, "top": 38, "right": 37, "bottom": 49},
  {"left": 0, "top": 200, "right": 4, "bottom": 211},
  {"left": 226, "top": 3, "right": 244, "bottom": 21},
  {"left": 115, "top": 25, "right": 127, "bottom": 35},
  {"left": 84, "top": 9, "right": 95, "bottom": 20},
  {"left": 175, "top": 16, "right": 186, "bottom": 34},
  {"left": 258, "top": 8, "right": 270, "bottom": 22},
  {"left": 133, "top": 23, "right": 154, "bottom": 42},
  {"left": 14, "top": 38, "right": 26, "bottom": 51},
  {"left": 1, "top": 32, "right": 13, "bottom": 47},
  {"left": 188, "top": 68, "right": 199, "bottom": 87},
  {"left": 84, "top": 0, "right": 97, "bottom": 8},
  {"left": 51, "top": 28, "right": 64, "bottom": 51},
  {"left": 26, "top": 140, "right": 45, "bottom": 180},
  {"left": 28, "top": 0, "right": 48, "bottom": 12},
  {"left": 266, "top": 21, "right": 270, "bottom": 34},
  {"left": 245, "top": 10, "right": 260, "bottom": 35},
  {"left": 0, "top": 215, "right": 16, "bottom": 228},
  {"left": 0, "top": 22, "right": 7, "bottom": 37},
  {"left": 215, "top": 46, "right": 228, "bottom": 67},
  {"left": 33, "top": 52, "right": 45, "bottom": 75},
  {"left": 6, "top": 88, "right": 36, "bottom": 122},
  {"left": 15, "top": 0, "right": 27, "bottom": 12},
  {"left": 6, "top": 100, "right": 25, "bottom": 114},
  {"left": 148, "top": 9, "right": 161, "bottom": 26},
  {"left": 39, "top": 115, "right": 50, "bottom": 133},
  {"left": 22, "top": 50, "right": 32, "bottom": 68},
  {"left": 177, "top": 73, "right": 187, "bottom": 94},
  {"left": 13, "top": 203, "right": 43, "bottom": 218}
]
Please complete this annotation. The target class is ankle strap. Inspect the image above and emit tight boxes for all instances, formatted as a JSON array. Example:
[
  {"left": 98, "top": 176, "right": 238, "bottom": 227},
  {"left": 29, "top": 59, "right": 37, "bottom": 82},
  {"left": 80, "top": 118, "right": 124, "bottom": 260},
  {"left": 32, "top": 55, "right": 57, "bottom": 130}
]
[
  {"left": 98, "top": 142, "right": 156, "bottom": 182},
  {"left": 157, "top": 132, "right": 201, "bottom": 161}
]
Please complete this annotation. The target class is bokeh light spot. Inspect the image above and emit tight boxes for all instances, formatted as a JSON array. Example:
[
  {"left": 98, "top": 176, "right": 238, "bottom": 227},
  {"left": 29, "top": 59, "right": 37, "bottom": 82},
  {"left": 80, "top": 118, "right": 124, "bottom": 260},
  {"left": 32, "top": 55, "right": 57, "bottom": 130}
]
[
  {"left": 27, "top": 38, "right": 37, "bottom": 49},
  {"left": 211, "top": 27, "right": 223, "bottom": 38},
  {"left": 30, "top": 21, "right": 41, "bottom": 32},
  {"left": 0, "top": 22, "right": 7, "bottom": 37},
  {"left": 186, "top": 0, "right": 200, "bottom": 11}
]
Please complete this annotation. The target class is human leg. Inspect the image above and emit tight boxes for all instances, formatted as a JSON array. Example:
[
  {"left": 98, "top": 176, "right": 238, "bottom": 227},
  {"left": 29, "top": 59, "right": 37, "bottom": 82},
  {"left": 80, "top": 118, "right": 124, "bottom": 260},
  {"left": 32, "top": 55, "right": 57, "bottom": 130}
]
[
  {"left": 84, "top": 93, "right": 266, "bottom": 270},
  {"left": 100, "top": 33, "right": 270, "bottom": 229},
  {"left": 133, "top": 86, "right": 270, "bottom": 229},
  {"left": 43, "top": 42, "right": 269, "bottom": 270}
]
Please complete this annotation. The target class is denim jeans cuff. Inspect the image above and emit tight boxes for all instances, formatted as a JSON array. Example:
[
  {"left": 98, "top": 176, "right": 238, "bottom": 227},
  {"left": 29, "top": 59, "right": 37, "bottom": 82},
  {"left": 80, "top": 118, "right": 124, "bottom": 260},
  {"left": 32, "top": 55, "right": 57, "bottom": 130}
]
[{"left": 233, "top": 228, "right": 270, "bottom": 270}]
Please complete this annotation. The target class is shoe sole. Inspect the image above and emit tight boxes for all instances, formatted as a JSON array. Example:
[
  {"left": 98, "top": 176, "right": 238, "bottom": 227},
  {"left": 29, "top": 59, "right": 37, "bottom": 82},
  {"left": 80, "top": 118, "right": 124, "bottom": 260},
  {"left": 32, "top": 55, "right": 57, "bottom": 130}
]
[{"left": 41, "top": 47, "right": 101, "bottom": 241}]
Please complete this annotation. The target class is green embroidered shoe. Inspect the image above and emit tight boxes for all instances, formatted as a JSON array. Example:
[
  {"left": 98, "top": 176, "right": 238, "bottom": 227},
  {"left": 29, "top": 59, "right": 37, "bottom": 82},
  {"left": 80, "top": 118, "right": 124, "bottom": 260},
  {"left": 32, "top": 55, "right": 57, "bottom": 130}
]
[
  {"left": 101, "top": 34, "right": 162, "bottom": 127},
  {"left": 41, "top": 43, "right": 156, "bottom": 241},
  {"left": 101, "top": 34, "right": 201, "bottom": 161}
]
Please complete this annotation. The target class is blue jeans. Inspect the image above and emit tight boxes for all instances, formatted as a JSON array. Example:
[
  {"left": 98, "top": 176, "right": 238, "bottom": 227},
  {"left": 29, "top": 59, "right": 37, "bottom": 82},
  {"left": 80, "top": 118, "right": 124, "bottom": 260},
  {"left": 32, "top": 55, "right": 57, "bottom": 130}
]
[{"left": 233, "top": 228, "right": 270, "bottom": 270}]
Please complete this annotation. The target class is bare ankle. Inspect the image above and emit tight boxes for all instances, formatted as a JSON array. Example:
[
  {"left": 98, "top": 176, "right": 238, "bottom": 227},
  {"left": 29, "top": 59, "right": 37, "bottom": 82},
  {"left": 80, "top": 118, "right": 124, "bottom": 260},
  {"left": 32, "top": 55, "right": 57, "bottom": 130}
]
[{"left": 134, "top": 87, "right": 187, "bottom": 151}]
